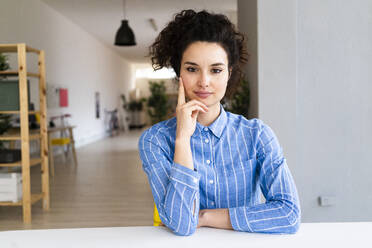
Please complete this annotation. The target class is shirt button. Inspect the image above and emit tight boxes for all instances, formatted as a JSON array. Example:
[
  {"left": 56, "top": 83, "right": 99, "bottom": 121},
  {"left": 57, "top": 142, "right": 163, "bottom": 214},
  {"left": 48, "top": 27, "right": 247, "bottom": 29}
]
[
  {"left": 204, "top": 127, "right": 208, "bottom": 132},
  {"left": 193, "top": 178, "right": 197, "bottom": 183},
  {"left": 209, "top": 180, "right": 214, "bottom": 184},
  {"left": 204, "top": 138, "right": 209, "bottom": 143},
  {"left": 211, "top": 202, "right": 215, "bottom": 206},
  {"left": 206, "top": 160, "right": 210, "bottom": 164}
]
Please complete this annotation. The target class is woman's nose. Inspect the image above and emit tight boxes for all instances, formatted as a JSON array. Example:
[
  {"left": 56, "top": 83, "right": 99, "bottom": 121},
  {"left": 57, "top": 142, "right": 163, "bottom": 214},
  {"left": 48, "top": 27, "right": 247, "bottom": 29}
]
[{"left": 198, "top": 72, "right": 210, "bottom": 88}]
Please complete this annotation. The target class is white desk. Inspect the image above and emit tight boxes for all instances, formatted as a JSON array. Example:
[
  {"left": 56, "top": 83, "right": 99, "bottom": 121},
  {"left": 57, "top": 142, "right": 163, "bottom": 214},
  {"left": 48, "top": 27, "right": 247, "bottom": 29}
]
[{"left": 0, "top": 222, "right": 371, "bottom": 248}]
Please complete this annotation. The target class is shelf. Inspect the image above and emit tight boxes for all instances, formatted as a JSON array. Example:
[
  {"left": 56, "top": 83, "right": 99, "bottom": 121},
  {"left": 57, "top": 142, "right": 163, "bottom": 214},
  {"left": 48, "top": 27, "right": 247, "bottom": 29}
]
[
  {"left": 0, "top": 70, "right": 40, "bottom": 78},
  {"left": 0, "top": 130, "right": 41, "bottom": 141},
  {"left": 0, "top": 44, "right": 40, "bottom": 54},
  {"left": 0, "top": 43, "right": 49, "bottom": 223},
  {"left": 0, "top": 158, "right": 42, "bottom": 168},
  {"left": 0, "top": 193, "right": 43, "bottom": 206},
  {"left": 0, "top": 111, "right": 40, "bottom": 114}
]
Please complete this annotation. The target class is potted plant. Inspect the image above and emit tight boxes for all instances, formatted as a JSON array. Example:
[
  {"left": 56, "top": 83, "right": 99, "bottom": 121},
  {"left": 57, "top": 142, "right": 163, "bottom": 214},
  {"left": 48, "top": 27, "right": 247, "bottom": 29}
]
[
  {"left": 222, "top": 77, "right": 250, "bottom": 118},
  {"left": 0, "top": 114, "right": 12, "bottom": 140},
  {"left": 0, "top": 53, "right": 10, "bottom": 71},
  {"left": 127, "top": 98, "right": 146, "bottom": 128},
  {"left": 0, "top": 114, "right": 21, "bottom": 163},
  {"left": 147, "top": 81, "right": 170, "bottom": 125},
  {"left": 0, "top": 53, "right": 11, "bottom": 80}
]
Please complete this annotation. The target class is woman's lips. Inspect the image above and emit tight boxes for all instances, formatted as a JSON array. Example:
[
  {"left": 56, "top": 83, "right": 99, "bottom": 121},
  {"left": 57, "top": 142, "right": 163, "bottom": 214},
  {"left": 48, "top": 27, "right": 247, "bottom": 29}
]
[{"left": 194, "top": 91, "right": 212, "bottom": 99}]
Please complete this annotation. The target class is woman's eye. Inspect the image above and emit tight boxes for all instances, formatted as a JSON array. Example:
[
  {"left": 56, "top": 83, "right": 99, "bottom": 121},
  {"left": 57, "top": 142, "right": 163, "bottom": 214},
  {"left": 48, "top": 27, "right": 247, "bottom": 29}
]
[
  {"left": 212, "top": 68, "right": 222, "bottom": 73},
  {"left": 186, "top": 67, "right": 197, "bottom": 72}
]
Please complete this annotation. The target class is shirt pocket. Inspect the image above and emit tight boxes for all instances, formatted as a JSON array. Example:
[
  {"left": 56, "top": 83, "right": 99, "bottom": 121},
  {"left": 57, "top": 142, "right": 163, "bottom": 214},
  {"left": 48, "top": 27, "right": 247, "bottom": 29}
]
[
  {"left": 217, "top": 157, "right": 256, "bottom": 177},
  {"left": 215, "top": 158, "right": 257, "bottom": 206}
]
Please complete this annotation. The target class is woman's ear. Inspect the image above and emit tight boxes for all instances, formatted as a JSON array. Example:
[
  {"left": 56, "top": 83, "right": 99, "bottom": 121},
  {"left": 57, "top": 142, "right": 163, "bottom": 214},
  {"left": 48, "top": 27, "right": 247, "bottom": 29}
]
[{"left": 228, "top": 67, "right": 233, "bottom": 80}]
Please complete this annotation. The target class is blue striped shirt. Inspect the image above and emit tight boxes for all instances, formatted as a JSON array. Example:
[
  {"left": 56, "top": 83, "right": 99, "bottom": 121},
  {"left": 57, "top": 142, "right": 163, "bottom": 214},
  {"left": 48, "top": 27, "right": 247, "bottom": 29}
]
[{"left": 138, "top": 105, "right": 301, "bottom": 236}]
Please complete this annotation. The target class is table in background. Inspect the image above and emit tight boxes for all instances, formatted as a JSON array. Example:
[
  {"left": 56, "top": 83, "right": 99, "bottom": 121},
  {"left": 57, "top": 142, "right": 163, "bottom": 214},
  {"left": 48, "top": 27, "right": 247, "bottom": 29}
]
[{"left": 0, "top": 222, "right": 371, "bottom": 248}]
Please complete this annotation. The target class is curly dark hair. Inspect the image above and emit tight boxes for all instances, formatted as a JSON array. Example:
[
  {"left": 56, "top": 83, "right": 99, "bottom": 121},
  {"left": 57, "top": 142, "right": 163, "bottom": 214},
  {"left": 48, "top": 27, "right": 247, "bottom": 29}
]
[{"left": 149, "top": 9, "right": 248, "bottom": 97}]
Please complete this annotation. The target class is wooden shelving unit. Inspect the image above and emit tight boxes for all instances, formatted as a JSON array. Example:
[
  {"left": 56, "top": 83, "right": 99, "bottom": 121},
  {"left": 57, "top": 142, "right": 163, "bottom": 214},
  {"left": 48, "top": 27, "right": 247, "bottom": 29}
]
[{"left": 0, "top": 43, "right": 50, "bottom": 223}]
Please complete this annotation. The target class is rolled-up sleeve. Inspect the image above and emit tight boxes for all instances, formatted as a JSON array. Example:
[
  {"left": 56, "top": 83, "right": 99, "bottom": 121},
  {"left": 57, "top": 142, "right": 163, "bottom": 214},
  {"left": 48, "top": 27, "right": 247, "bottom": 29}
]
[
  {"left": 138, "top": 130, "right": 200, "bottom": 236},
  {"left": 228, "top": 123, "right": 301, "bottom": 234}
]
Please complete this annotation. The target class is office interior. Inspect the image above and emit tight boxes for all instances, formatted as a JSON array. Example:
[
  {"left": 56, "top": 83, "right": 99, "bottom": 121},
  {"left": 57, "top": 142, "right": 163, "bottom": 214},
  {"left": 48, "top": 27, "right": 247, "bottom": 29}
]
[{"left": 0, "top": 0, "right": 371, "bottom": 231}]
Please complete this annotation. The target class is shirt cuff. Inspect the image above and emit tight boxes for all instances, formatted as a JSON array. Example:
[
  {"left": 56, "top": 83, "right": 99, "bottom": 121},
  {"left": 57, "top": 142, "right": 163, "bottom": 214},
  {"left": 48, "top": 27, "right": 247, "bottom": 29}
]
[
  {"left": 169, "top": 162, "right": 200, "bottom": 190},
  {"left": 229, "top": 207, "right": 252, "bottom": 232}
]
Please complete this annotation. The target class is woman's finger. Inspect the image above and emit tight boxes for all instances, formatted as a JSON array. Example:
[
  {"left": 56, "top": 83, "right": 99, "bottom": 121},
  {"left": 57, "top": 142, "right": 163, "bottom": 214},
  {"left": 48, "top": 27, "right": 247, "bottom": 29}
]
[
  {"left": 179, "top": 104, "right": 208, "bottom": 115},
  {"left": 191, "top": 109, "right": 199, "bottom": 119},
  {"left": 183, "top": 99, "right": 209, "bottom": 112},
  {"left": 188, "top": 105, "right": 207, "bottom": 115},
  {"left": 177, "top": 77, "right": 186, "bottom": 106}
]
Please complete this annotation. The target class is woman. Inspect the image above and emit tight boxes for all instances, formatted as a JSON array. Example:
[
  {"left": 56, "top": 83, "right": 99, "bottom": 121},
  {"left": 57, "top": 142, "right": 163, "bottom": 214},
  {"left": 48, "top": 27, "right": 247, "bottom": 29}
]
[{"left": 138, "top": 9, "right": 301, "bottom": 236}]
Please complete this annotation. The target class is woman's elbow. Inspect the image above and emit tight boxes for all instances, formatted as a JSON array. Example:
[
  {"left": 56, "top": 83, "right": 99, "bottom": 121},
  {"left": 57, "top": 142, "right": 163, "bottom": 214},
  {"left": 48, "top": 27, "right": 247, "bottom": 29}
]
[
  {"left": 286, "top": 219, "right": 301, "bottom": 234},
  {"left": 170, "top": 220, "right": 198, "bottom": 236},
  {"left": 269, "top": 202, "right": 301, "bottom": 234},
  {"left": 285, "top": 209, "right": 301, "bottom": 234},
  {"left": 283, "top": 197, "right": 301, "bottom": 234},
  {"left": 173, "top": 226, "right": 197, "bottom": 236}
]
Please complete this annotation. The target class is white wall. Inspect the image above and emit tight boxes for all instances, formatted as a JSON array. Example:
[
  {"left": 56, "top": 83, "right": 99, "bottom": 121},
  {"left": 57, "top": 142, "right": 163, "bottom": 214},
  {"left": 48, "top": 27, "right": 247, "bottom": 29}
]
[
  {"left": 238, "top": 0, "right": 298, "bottom": 181},
  {"left": 0, "top": 0, "right": 134, "bottom": 147},
  {"left": 296, "top": 0, "right": 372, "bottom": 222},
  {"left": 238, "top": 0, "right": 372, "bottom": 222}
]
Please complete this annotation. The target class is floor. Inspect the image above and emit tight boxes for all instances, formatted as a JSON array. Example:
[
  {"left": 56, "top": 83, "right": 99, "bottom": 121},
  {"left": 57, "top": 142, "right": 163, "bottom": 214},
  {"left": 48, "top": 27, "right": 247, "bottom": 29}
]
[{"left": 0, "top": 129, "right": 154, "bottom": 231}]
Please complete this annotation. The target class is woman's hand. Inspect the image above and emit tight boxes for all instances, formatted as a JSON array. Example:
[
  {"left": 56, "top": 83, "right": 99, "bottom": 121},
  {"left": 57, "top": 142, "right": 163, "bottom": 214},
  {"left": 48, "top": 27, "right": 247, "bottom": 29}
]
[
  {"left": 197, "top": 209, "right": 233, "bottom": 229},
  {"left": 197, "top": 209, "right": 208, "bottom": 228},
  {"left": 173, "top": 77, "right": 206, "bottom": 170},
  {"left": 176, "top": 77, "right": 209, "bottom": 139}
]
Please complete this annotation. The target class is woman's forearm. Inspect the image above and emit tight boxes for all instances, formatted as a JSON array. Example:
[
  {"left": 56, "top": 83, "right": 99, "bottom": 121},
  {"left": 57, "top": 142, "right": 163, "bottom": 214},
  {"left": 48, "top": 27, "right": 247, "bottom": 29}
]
[
  {"left": 174, "top": 136, "right": 194, "bottom": 170},
  {"left": 198, "top": 208, "right": 233, "bottom": 230}
]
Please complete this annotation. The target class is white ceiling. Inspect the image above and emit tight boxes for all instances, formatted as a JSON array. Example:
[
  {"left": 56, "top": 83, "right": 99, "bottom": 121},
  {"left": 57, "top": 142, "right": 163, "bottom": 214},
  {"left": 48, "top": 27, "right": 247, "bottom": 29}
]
[{"left": 41, "top": 0, "right": 237, "bottom": 64}]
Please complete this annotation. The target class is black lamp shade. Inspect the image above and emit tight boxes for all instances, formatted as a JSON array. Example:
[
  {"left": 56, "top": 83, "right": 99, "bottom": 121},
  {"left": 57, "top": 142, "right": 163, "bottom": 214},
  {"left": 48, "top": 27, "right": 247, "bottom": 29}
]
[{"left": 114, "top": 20, "right": 136, "bottom": 46}]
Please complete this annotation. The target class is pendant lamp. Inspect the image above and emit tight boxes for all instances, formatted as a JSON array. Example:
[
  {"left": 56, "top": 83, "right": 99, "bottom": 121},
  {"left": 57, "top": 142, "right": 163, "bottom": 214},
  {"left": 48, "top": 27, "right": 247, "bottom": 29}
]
[{"left": 114, "top": 0, "right": 136, "bottom": 46}]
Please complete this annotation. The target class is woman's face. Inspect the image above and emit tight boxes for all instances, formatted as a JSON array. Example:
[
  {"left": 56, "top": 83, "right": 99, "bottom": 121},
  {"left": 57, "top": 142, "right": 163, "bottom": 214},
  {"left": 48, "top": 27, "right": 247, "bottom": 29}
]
[{"left": 180, "top": 41, "right": 230, "bottom": 109}]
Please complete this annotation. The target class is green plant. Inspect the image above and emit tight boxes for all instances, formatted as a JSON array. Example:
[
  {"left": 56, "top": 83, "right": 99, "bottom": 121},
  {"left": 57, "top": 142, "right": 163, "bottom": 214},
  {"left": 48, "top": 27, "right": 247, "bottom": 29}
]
[
  {"left": 222, "top": 77, "right": 250, "bottom": 118},
  {"left": 147, "top": 81, "right": 170, "bottom": 125},
  {"left": 0, "top": 53, "right": 10, "bottom": 71},
  {"left": 138, "top": 98, "right": 146, "bottom": 111},
  {"left": 128, "top": 98, "right": 146, "bottom": 112},
  {"left": 0, "top": 114, "right": 12, "bottom": 148}
]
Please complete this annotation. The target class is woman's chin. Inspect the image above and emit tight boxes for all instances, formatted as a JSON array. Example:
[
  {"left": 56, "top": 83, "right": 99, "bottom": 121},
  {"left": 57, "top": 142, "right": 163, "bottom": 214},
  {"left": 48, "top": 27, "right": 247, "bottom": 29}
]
[
  {"left": 189, "top": 94, "right": 220, "bottom": 108},
  {"left": 196, "top": 98, "right": 210, "bottom": 106}
]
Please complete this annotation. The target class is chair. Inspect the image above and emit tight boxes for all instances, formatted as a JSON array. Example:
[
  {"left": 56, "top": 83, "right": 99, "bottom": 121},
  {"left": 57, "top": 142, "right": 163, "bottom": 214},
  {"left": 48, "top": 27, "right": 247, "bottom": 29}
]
[
  {"left": 47, "top": 114, "right": 77, "bottom": 177},
  {"left": 153, "top": 203, "right": 163, "bottom": 226},
  {"left": 48, "top": 129, "right": 77, "bottom": 177}
]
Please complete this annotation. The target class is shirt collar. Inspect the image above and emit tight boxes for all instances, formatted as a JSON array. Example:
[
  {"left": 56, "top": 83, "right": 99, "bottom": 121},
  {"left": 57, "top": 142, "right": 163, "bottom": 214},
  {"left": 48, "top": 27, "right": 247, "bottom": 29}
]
[{"left": 195, "top": 104, "right": 227, "bottom": 139}]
